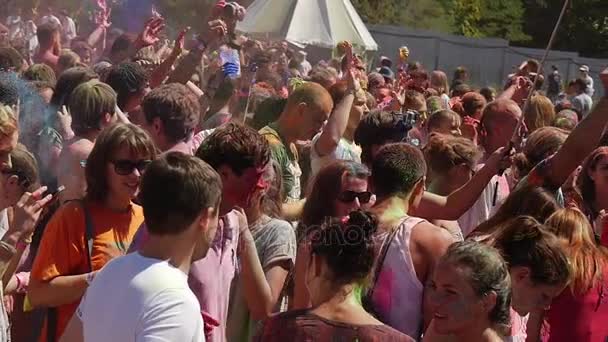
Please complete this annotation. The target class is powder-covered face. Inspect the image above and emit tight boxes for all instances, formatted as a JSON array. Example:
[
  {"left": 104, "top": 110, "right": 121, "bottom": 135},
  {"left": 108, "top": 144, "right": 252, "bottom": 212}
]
[{"left": 428, "top": 261, "right": 489, "bottom": 335}]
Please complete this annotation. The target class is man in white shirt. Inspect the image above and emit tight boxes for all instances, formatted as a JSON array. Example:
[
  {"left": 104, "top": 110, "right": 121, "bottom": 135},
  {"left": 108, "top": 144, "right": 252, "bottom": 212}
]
[
  {"left": 579, "top": 65, "right": 595, "bottom": 97},
  {"left": 61, "top": 152, "right": 222, "bottom": 342},
  {"left": 58, "top": 10, "right": 77, "bottom": 45}
]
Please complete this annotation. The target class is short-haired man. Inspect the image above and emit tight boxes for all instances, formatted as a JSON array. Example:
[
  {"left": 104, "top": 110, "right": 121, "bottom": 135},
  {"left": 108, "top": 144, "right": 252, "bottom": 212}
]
[
  {"left": 128, "top": 122, "right": 276, "bottom": 342},
  {"left": 105, "top": 61, "right": 150, "bottom": 115},
  {"left": 65, "top": 152, "right": 221, "bottom": 342},
  {"left": 141, "top": 83, "right": 200, "bottom": 153},
  {"left": 260, "top": 82, "right": 333, "bottom": 204},
  {"left": 368, "top": 143, "right": 454, "bottom": 340},
  {"left": 33, "top": 22, "right": 60, "bottom": 72},
  {"left": 57, "top": 80, "right": 117, "bottom": 202}
]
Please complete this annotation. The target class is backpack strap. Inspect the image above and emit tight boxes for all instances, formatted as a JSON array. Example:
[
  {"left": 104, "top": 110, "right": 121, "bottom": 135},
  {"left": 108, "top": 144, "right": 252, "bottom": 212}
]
[
  {"left": 362, "top": 222, "right": 401, "bottom": 318},
  {"left": 47, "top": 200, "right": 95, "bottom": 342}
]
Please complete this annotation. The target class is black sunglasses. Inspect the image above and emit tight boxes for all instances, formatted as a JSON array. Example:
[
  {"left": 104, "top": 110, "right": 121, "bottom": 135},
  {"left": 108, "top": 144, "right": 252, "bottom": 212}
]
[
  {"left": 112, "top": 160, "right": 151, "bottom": 176},
  {"left": 337, "top": 191, "right": 372, "bottom": 204}
]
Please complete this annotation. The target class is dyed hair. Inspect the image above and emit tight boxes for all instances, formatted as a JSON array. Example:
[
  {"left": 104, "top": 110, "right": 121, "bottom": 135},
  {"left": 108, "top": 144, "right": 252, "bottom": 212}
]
[
  {"left": 512, "top": 127, "right": 567, "bottom": 179},
  {"left": 440, "top": 240, "right": 511, "bottom": 327},
  {"left": 524, "top": 95, "right": 555, "bottom": 133},
  {"left": 301, "top": 161, "right": 370, "bottom": 239},
  {"left": 423, "top": 133, "right": 482, "bottom": 177},
  {"left": 0, "top": 105, "right": 17, "bottom": 139},
  {"left": 85, "top": 123, "right": 157, "bottom": 202},
  {"left": 472, "top": 185, "right": 560, "bottom": 238},
  {"left": 142, "top": 83, "right": 200, "bottom": 144},
  {"left": 545, "top": 208, "right": 608, "bottom": 294},
  {"left": 492, "top": 216, "right": 570, "bottom": 287},
  {"left": 68, "top": 80, "right": 117, "bottom": 136},
  {"left": 141, "top": 152, "right": 222, "bottom": 235},
  {"left": 371, "top": 143, "right": 426, "bottom": 199},
  {"left": 310, "top": 210, "right": 378, "bottom": 285},
  {"left": 23, "top": 64, "right": 57, "bottom": 85},
  {"left": 196, "top": 122, "right": 270, "bottom": 176},
  {"left": 576, "top": 147, "right": 608, "bottom": 219}
]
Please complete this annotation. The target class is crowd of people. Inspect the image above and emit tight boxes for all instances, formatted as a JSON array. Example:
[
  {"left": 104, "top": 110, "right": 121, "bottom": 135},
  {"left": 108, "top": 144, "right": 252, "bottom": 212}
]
[{"left": 0, "top": 1, "right": 607, "bottom": 341}]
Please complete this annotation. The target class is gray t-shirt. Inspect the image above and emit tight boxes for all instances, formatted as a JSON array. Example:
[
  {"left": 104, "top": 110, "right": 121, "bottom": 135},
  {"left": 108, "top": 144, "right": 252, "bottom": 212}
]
[{"left": 227, "top": 216, "right": 296, "bottom": 341}]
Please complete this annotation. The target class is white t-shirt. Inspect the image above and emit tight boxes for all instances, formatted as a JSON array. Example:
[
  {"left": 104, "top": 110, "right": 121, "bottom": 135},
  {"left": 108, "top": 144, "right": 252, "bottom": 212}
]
[
  {"left": 310, "top": 133, "right": 362, "bottom": 177},
  {"left": 457, "top": 164, "right": 510, "bottom": 236},
  {"left": 79, "top": 252, "right": 205, "bottom": 342}
]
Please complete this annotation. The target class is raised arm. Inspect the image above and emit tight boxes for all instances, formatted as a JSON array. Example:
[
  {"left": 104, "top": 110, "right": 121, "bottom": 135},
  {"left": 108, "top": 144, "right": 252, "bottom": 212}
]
[
  {"left": 543, "top": 68, "right": 608, "bottom": 188},
  {"left": 313, "top": 43, "right": 357, "bottom": 157},
  {"left": 234, "top": 209, "right": 292, "bottom": 320},
  {"left": 149, "top": 28, "right": 189, "bottom": 88},
  {"left": 413, "top": 147, "right": 510, "bottom": 220},
  {"left": 166, "top": 20, "right": 227, "bottom": 85}
]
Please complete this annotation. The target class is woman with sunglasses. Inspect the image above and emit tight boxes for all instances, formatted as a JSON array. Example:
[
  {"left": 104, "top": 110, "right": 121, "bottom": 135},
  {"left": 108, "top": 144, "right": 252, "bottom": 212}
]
[
  {"left": 423, "top": 134, "right": 482, "bottom": 238},
  {"left": 29, "top": 123, "right": 157, "bottom": 341},
  {"left": 256, "top": 211, "right": 413, "bottom": 342},
  {"left": 294, "top": 160, "right": 373, "bottom": 308}
]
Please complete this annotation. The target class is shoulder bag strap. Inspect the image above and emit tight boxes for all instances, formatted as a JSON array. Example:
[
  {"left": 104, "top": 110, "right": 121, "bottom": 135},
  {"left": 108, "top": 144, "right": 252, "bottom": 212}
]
[{"left": 47, "top": 200, "right": 95, "bottom": 342}]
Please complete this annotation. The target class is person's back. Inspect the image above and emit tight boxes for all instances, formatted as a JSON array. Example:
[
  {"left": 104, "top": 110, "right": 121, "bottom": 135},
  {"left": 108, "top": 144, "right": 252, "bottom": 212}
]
[
  {"left": 257, "top": 309, "right": 412, "bottom": 342},
  {"left": 81, "top": 253, "right": 204, "bottom": 342},
  {"left": 367, "top": 143, "right": 454, "bottom": 339}
]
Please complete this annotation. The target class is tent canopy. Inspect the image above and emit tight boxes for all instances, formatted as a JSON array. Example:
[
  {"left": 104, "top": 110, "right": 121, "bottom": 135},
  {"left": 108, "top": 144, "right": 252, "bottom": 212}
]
[{"left": 236, "top": 0, "right": 378, "bottom": 51}]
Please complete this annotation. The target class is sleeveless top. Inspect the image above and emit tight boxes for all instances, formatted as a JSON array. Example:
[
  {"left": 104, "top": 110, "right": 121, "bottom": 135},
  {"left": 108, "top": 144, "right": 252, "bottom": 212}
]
[{"left": 370, "top": 216, "right": 426, "bottom": 340}]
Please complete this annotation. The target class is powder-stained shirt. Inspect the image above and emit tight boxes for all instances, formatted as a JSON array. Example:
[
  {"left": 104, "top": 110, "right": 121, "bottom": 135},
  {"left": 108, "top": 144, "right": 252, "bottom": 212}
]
[{"left": 259, "top": 123, "right": 302, "bottom": 202}]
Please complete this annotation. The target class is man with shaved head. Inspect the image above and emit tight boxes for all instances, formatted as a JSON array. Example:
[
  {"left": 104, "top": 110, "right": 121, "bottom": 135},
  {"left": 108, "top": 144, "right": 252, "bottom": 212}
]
[
  {"left": 458, "top": 98, "right": 521, "bottom": 235},
  {"left": 259, "top": 82, "right": 333, "bottom": 204}
]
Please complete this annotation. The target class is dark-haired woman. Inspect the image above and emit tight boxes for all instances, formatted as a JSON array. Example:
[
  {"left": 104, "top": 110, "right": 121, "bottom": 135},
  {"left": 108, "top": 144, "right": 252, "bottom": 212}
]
[
  {"left": 256, "top": 211, "right": 413, "bottom": 342},
  {"left": 28, "top": 123, "right": 157, "bottom": 341},
  {"left": 424, "top": 241, "right": 510, "bottom": 342},
  {"left": 469, "top": 185, "right": 559, "bottom": 241},
  {"left": 573, "top": 147, "right": 608, "bottom": 237},
  {"left": 492, "top": 216, "right": 570, "bottom": 341},
  {"left": 294, "top": 160, "right": 373, "bottom": 308}
]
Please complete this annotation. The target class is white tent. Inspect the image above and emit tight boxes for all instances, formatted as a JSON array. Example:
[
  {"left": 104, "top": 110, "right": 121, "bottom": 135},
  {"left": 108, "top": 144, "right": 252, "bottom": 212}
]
[{"left": 236, "top": 0, "right": 378, "bottom": 52}]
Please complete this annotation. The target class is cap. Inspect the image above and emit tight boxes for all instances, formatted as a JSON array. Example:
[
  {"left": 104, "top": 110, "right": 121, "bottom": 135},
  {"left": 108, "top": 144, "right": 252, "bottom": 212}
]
[
  {"left": 378, "top": 66, "right": 395, "bottom": 81},
  {"left": 296, "top": 50, "right": 307, "bottom": 57},
  {"left": 380, "top": 56, "right": 393, "bottom": 67},
  {"left": 579, "top": 65, "right": 590, "bottom": 73}
]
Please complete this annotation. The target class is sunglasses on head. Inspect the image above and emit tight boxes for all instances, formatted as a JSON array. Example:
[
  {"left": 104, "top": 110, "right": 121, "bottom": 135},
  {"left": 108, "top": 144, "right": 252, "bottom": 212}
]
[
  {"left": 112, "top": 160, "right": 151, "bottom": 176},
  {"left": 337, "top": 191, "right": 372, "bottom": 204}
]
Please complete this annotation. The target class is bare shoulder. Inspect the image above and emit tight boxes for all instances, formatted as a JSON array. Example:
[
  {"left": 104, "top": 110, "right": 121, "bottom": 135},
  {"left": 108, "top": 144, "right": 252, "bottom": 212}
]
[{"left": 411, "top": 221, "right": 455, "bottom": 256}]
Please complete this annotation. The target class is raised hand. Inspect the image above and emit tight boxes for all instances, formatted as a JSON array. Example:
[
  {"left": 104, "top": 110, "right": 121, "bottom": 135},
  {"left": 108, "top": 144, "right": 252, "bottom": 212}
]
[
  {"left": 171, "top": 27, "right": 190, "bottom": 57},
  {"left": 137, "top": 17, "right": 165, "bottom": 48},
  {"left": 8, "top": 187, "right": 54, "bottom": 244}
]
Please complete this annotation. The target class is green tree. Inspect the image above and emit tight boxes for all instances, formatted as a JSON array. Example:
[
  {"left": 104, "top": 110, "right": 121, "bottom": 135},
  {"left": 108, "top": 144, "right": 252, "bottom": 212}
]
[
  {"left": 520, "top": 0, "right": 608, "bottom": 58},
  {"left": 449, "top": 0, "right": 482, "bottom": 37}
]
